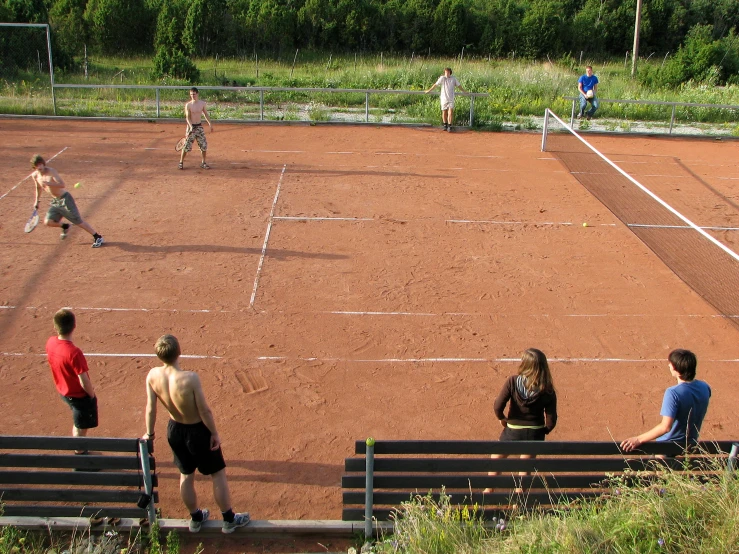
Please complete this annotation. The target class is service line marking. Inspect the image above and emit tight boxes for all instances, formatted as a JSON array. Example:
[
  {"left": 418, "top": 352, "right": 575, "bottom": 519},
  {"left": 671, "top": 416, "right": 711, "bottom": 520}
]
[
  {"left": 1, "top": 352, "right": 221, "bottom": 359},
  {"left": 258, "top": 355, "right": 735, "bottom": 364},
  {"left": 273, "top": 216, "right": 374, "bottom": 222},
  {"left": 1, "top": 146, "right": 69, "bottom": 202},
  {"left": 250, "top": 164, "right": 287, "bottom": 309},
  {"left": 628, "top": 223, "right": 739, "bottom": 231}
]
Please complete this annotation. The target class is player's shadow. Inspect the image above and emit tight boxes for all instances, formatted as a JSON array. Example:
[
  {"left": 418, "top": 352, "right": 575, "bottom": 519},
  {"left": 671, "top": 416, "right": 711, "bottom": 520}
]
[
  {"left": 106, "top": 241, "right": 348, "bottom": 261},
  {"left": 155, "top": 459, "right": 341, "bottom": 486}
]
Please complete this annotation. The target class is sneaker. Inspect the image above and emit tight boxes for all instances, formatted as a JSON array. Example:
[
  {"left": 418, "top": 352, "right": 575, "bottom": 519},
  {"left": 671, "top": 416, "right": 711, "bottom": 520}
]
[
  {"left": 189, "top": 508, "right": 209, "bottom": 533},
  {"left": 222, "top": 512, "right": 250, "bottom": 534},
  {"left": 60, "top": 224, "right": 69, "bottom": 240},
  {"left": 92, "top": 236, "right": 104, "bottom": 248},
  {"left": 446, "top": 125, "right": 452, "bottom": 133},
  {"left": 586, "top": 114, "right": 592, "bottom": 121}
]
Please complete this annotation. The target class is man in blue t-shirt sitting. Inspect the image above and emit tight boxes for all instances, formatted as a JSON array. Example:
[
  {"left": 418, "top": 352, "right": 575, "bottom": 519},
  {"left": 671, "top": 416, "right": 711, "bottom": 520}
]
[
  {"left": 577, "top": 65, "right": 600, "bottom": 120},
  {"left": 621, "top": 349, "right": 711, "bottom": 452}
]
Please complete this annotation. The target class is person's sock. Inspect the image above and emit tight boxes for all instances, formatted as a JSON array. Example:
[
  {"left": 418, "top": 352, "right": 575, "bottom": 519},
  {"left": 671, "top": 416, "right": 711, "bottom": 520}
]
[
  {"left": 93, "top": 233, "right": 102, "bottom": 240},
  {"left": 190, "top": 509, "right": 204, "bottom": 522},
  {"left": 62, "top": 223, "right": 70, "bottom": 231},
  {"left": 221, "top": 509, "right": 235, "bottom": 523}
]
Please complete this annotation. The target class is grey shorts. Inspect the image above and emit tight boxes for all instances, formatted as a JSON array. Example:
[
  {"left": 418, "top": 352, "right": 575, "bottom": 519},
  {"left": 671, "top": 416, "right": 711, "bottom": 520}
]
[{"left": 46, "top": 192, "right": 83, "bottom": 225}]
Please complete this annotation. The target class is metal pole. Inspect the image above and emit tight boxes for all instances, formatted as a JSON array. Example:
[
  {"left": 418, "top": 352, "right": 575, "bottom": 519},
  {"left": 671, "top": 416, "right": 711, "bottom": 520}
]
[
  {"left": 45, "top": 24, "right": 56, "bottom": 115},
  {"left": 541, "top": 108, "right": 550, "bottom": 152},
  {"left": 260, "top": 90, "right": 264, "bottom": 121},
  {"left": 138, "top": 439, "right": 157, "bottom": 527},
  {"left": 364, "top": 437, "right": 375, "bottom": 540},
  {"left": 156, "top": 88, "right": 160, "bottom": 118},
  {"left": 570, "top": 99, "right": 576, "bottom": 127},
  {"left": 365, "top": 92, "right": 370, "bottom": 123},
  {"left": 631, "top": 0, "right": 643, "bottom": 77},
  {"left": 469, "top": 96, "right": 475, "bottom": 127},
  {"left": 669, "top": 105, "right": 676, "bottom": 134},
  {"left": 728, "top": 443, "right": 739, "bottom": 473}
]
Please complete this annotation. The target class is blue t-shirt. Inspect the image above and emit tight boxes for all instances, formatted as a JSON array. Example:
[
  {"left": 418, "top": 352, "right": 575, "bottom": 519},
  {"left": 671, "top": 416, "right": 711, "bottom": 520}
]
[
  {"left": 657, "top": 380, "right": 711, "bottom": 444},
  {"left": 578, "top": 74, "right": 599, "bottom": 93}
]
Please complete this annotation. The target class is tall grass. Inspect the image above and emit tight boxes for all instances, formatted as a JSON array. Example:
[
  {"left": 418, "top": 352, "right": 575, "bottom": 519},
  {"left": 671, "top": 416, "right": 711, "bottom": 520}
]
[{"left": 371, "top": 459, "right": 739, "bottom": 553}]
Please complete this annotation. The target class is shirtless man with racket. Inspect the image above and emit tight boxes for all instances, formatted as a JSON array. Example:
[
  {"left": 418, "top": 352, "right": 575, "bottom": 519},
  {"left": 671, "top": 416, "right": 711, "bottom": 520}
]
[
  {"left": 178, "top": 87, "right": 213, "bottom": 170},
  {"left": 30, "top": 154, "right": 104, "bottom": 248}
]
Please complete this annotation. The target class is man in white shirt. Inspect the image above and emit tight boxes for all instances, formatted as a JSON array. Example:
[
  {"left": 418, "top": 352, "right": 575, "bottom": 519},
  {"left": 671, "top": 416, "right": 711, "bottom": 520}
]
[{"left": 426, "top": 67, "right": 467, "bottom": 132}]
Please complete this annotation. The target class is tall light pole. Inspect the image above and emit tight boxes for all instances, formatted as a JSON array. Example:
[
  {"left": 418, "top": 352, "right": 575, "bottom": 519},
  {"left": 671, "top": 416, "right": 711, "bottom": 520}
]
[{"left": 631, "top": 0, "right": 643, "bottom": 77}]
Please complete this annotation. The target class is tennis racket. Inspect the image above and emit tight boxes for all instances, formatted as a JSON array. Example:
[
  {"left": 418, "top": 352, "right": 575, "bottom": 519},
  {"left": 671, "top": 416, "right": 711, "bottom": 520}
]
[
  {"left": 175, "top": 129, "right": 193, "bottom": 152},
  {"left": 24, "top": 209, "right": 39, "bottom": 233}
]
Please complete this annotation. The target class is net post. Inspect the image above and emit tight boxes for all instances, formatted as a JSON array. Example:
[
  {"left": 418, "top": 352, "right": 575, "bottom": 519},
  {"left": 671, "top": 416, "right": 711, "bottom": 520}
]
[
  {"left": 541, "top": 108, "right": 550, "bottom": 152},
  {"left": 45, "top": 24, "right": 56, "bottom": 115},
  {"left": 669, "top": 105, "right": 676, "bottom": 134},
  {"left": 364, "top": 437, "right": 375, "bottom": 540}
]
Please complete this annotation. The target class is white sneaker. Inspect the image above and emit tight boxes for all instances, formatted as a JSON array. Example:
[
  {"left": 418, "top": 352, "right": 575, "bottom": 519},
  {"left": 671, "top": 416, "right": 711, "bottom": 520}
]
[
  {"left": 222, "top": 512, "right": 250, "bottom": 534},
  {"left": 60, "top": 226, "right": 69, "bottom": 240},
  {"left": 92, "top": 236, "right": 104, "bottom": 248},
  {"left": 189, "top": 508, "right": 209, "bottom": 533}
]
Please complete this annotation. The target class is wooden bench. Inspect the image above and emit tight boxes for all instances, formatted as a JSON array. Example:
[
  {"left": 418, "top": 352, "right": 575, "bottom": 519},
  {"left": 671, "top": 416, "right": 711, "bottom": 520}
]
[
  {"left": 343, "top": 439, "right": 739, "bottom": 536},
  {"left": 0, "top": 436, "right": 157, "bottom": 528}
]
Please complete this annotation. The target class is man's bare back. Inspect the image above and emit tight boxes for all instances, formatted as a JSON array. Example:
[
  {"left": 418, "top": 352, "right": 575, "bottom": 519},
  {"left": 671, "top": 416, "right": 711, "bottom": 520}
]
[{"left": 146, "top": 365, "right": 204, "bottom": 424}]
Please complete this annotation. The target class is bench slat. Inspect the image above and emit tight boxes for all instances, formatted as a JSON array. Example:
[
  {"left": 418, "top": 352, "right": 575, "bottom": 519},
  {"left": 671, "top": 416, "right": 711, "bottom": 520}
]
[
  {"left": 342, "top": 474, "right": 615, "bottom": 489},
  {"left": 345, "top": 457, "right": 698, "bottom": 473},
  {"left": 0, "top": 454, "right": 155, "bottom": 471},
  {"left": 0, "top": 436, "right": 152, "bottom": 453},
  {"left": 0, "top": 506, "right": 149, "bottom": 518},
  {"left": 354, "top": 440, "right": 736, "bottom": 456},
  {"left": 343, "top": 490, "right": 603, "bottom": 505},
  {"left": 0, "top": 488, "right": 159, "bottom": 503},
  {"left": 0, "top": 470, "right": 157, "bottom": 487}
]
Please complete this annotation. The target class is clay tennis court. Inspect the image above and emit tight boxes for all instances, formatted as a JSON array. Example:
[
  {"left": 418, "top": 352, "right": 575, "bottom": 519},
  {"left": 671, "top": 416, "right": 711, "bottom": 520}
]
[{"left": 1, "top": 118, "right": 738, "bottom": 522}]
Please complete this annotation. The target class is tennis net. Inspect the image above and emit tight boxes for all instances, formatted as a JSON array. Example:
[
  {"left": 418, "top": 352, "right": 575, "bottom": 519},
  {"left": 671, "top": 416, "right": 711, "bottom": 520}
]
[{"left": 542, "top": 108, "right": 739, "bottom": 324}]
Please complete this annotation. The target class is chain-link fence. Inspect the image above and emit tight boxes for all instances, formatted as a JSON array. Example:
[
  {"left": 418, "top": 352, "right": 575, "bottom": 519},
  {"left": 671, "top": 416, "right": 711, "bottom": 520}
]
[{"left": 0, "top": 23, "right": 56, "bottom": 115}]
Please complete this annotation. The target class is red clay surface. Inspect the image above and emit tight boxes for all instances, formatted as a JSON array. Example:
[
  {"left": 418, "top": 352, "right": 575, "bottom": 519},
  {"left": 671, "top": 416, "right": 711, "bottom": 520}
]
[{"left": 2, "top": 119, "right": 739, "bottom": 528}]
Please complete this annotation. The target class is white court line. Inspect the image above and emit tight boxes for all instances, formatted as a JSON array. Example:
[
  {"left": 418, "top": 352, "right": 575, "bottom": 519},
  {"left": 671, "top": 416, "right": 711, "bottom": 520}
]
[
  {"left": 245, "top": 150, "right": 303, "bottom": 153},
  {"left": 1, "top": 352, "right": 221, "bottom": 359},
  {"left": 273, "top": 216, "right": 374, "bottom": 222},
  {"left": 0, "top": 147, "right": 69, "bottom": 202},
  {"left": 250, "top": 164, "right": 287, "bottom": 308},
  {"left": 629, "top": 223, "right": 739, "bottom": 231},
  {"left": 326, "top": 152, "right": 355, "bottom": 154},
  {"left": 258, "top": 355, "right": 735, "bottom": 364}
]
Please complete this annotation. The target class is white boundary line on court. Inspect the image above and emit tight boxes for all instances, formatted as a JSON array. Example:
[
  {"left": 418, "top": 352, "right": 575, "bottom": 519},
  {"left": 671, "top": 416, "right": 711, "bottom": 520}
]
[
  {"left": 2, "top": 304, "right": 736, "bottom": 318},
  {"left": 1, "top": 352, "right": 221, "bottom": 359},
  {"left": 547, "top": 109, "right": 739, "bottom": 262},
  {"left": 0, "top": 147, "right": 69, "bottom": 202},
  {"left": 250, "top": 164, "right": 287, "bottom": 309},
  {"left": 257, "top": 355, "right": 739, "bottom": 363}
]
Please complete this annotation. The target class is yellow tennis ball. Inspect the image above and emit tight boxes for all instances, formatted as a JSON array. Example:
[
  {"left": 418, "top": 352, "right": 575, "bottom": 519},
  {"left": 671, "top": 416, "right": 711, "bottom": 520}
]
[
  {"left": 74, "top": 182, "right": 81, "bottom": 188},
  {"left": 582, "top": 222, "right": 588, "bottom": 227}
]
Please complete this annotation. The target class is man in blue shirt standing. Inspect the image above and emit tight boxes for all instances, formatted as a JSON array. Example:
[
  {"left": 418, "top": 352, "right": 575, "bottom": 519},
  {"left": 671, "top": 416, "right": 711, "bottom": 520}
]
[
  {"left": 621, "top": 349, "right": 711, "bottom": 452},
  {"left": 577, "top": 66, "right": 599, "bottom": 120}
]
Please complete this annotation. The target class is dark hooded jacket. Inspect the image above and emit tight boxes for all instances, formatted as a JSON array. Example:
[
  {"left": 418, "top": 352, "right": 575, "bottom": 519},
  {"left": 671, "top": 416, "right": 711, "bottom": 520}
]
[{"left": 493, "top": 375, "right": 557, "bottom": 434}]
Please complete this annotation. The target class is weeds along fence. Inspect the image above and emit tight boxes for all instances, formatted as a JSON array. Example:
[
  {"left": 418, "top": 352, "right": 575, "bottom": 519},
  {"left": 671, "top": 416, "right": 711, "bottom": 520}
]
[
  {"left": 564, "top": 96, "right": 739, "bottom": 135},
  {"left": 47, "top": 84, "right": 488, "bottom": 126}
]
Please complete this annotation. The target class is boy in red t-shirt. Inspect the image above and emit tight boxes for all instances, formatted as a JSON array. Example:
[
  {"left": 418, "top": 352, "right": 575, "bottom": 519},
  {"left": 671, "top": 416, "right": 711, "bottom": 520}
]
[{"left": 46, "top": 309, "right": 98, "bottom": 453}]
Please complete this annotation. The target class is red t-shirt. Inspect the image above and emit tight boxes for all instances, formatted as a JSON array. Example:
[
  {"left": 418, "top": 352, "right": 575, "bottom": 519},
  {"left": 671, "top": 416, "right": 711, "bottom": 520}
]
[{"left": 46, "top": 336, "right": 90, "bottom": 398}]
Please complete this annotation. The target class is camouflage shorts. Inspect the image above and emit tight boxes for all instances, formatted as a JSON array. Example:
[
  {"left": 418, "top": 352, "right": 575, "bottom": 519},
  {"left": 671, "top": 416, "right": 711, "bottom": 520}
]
[{"left": 184, "top": 125, "right": 207, "bottom": 153}]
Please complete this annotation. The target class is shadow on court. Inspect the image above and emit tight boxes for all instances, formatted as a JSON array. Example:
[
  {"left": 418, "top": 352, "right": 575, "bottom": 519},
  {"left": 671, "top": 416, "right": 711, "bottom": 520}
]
[
  {"left": 107, "top": 241, "right": 349, "bottom": 260},
  {"left": 155, "top": 459, "right": 342, "bottom": 486}
]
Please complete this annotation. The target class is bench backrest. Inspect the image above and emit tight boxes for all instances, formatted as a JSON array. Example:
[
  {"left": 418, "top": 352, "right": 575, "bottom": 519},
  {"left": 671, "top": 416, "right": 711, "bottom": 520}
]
[
  {"left": 0, "top": 436, "right": 157, "bottom": 522},
  {"left": 342, "top": 440, "right": 738, "bottom": 521}
]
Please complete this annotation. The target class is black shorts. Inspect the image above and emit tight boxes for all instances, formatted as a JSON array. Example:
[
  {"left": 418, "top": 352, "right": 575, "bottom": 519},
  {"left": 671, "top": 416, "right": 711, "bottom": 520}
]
[
  {"left": 61, "top": 395, "right": 99, "bottom": 429},
  {"left": 499, "top": 426, "right": 547, "bottom": 441},
  {"left": 167, "top": 420, "right": 226, "bottom": 476}
]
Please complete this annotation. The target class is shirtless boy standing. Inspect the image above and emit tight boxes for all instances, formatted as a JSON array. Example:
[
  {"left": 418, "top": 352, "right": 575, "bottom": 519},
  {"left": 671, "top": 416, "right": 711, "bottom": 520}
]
[
  {"left": 144, "top": 335, "right": 249, "bottom": 534},
  {"left": 179, "top": 87, "right": 213, "bottom": 170},
  {"left": 31, "top": 154, "right": 104, "bottom": 248}
]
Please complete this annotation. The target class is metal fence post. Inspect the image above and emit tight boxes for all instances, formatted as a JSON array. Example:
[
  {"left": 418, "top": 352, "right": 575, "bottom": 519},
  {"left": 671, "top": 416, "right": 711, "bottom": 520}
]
[
  {"left": 155, "top": 88, "right": 160, "bottom": 118},
  {"left": 365, "top": 92, "right": 370, "bottom": 123},
  {"left": 45, "top": 24, "right": 56, "bottom": 116},
  {"left": 541, "top": 108, "right": 550, "bottom": 152},
  {"left": 364, "top": 437, "right": 375, "bottom": 540},
  {"left": 570, "top": 99, "right": 576, "bottom": 127},
  {"left": 469, "top": 96, "right": 475, "bottom": 127},
  {"left": 260, "top": 90, "right": 264, "bottom": 121},
  {"left": 728, "top": 443, "right": 739, "bottom": 473},
  {"left": 669, "top": 105, "right": 676, "bottom": 134},
  {"left": 138, "top": 439, "right": 157, "bottom": 527}
]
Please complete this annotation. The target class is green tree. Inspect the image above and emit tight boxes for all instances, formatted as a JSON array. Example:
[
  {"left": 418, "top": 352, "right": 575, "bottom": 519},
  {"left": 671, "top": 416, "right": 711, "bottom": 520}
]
[
  {"left": 432, "top": 0, "right": 467, "bottom": 55},
  {"left": 520, "top": 0, "right": 566, "bottom": 58},
  {"left": 49, "top": 0, "right": 88, "bottom": 56},
  {"left": 182, "top": 0, "right": 236, "bottom": 57},
  {"left": 152, "top": 0, "right": 199, "bottom": 81},
  {"left": 84, "top": 0, "right": 155, "bottom": 54}
]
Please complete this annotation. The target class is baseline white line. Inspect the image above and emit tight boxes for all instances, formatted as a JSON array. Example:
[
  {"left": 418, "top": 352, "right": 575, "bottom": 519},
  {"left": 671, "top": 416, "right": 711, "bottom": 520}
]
[
  {"left": 244, "top": 150, "right": 303, "bottom": 153},
  {"left": 250, "top": 164, "right": 287, "bottom": 309},
  {"left": 0, "top": 146, "right": 69, "bottom": 202},
  {"left": 629, "top": 223, "right": 739, "bottom": 231},
  {"left": 273, "top": 216, "right": 374, "bottom": 222},
  {"left": 1, "top": 352, "right": 221, "bottom": 359},
  {"left": 256, "top": 356, "right": 700, "bottom": 364}
]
